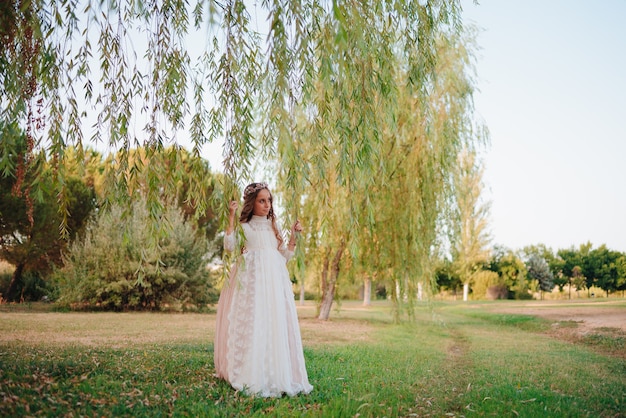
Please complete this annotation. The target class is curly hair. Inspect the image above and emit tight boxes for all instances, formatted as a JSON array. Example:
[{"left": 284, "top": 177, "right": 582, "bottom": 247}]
[{"left": 239, "top": 183, "right": 284, "bottom": 249}]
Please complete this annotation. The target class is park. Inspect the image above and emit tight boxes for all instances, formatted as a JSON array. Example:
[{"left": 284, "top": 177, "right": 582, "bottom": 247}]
[{"left": 2, "top": 0, "right": 626, "bottom": 416}]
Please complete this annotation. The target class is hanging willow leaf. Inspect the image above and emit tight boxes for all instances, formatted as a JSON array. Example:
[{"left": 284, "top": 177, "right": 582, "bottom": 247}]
[{"left": 0, "top": 0, "right": 488, "bottom": 319}]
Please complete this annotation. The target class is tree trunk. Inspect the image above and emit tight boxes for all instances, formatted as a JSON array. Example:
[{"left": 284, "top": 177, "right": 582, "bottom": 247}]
[
  {"left": 568, "top": 279, "right": 571, "bottom": 299},
  {"left": 317, "top": 249, "right": 332, "bottom": 319},
  {"left": 299, "top": 281, "right": 305, "bottom": 306},
  {"left": 5, "top": 263, "right": 25, "bottom": 302},
  {"left": 463, "top": 282, "right": 469, "bottom": 302},
  {"left": 362, "top": 277, "right": 371, "bottom": 306},
  {"left": 318, "top": 241, "right": 345, "bottom": 320},
  {"left": 395, "top": 280, "right": 401, "bottom": 301}
]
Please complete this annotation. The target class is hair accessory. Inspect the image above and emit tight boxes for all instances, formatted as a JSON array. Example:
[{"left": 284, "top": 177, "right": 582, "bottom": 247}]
[{"left": 243, "top": 182, "right": 269, "bottom": 198}]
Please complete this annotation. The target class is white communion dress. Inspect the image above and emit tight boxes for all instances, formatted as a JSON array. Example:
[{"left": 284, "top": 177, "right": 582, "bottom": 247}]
[{"left": 214, "top": 215, "right": 313, "bottom": 397}]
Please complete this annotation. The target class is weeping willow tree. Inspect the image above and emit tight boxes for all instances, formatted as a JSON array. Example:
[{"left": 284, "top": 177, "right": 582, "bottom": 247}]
[
  {"left": 1, "top": 0, "right": 481, "bottom": 317},
  {"left": 350, "top": 30, "right": 485, "bottom": 320},
  {"left": 266, "top": 10, "right": 483, "bottom": 320}
]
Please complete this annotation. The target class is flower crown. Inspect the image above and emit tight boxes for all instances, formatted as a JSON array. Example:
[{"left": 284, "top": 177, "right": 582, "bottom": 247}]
[{"left": 243, "top": 182, "right": 269, "bottom": 198}]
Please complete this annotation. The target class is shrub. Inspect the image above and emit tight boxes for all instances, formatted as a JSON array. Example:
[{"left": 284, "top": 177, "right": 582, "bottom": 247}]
[
  {"left": 0, "top": 270, "right": 56, "bottom": 302},
  {"left": 471, "top": 270, "right": 501, "bottom": 299},
  {"left": 486, "top": 284, "right": 508, "bottom": 300},
  {"left": 54, "top": 199, "right": 216, "bottom": 310}
]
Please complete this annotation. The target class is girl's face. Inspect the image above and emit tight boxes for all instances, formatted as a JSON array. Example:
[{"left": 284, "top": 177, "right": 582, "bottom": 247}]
[{"left": 253, "top": 188, "right": 272, "bottom": 217}]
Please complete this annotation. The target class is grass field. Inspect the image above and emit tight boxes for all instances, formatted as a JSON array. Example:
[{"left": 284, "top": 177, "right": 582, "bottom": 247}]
[{"left": 1, "top": 300, "right": 624, "bottom": 417}]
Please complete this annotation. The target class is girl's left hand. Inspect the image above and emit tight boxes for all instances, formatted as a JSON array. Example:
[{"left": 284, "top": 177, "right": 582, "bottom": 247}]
[{"left": 292, "top": 220, "right": 303, "bottom": 234}]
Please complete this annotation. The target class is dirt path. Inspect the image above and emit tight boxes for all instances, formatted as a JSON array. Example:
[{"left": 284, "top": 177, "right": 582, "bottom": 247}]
[{"left": 489, "top": 300, "right": 626, "bottom": 334}]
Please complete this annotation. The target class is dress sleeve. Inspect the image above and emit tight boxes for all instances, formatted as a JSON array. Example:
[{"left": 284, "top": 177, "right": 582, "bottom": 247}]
[
  {"left": 279, "top": 244, "right": 294, "bottom": 261},
  {"left": 223, "top": 231, "right": 237, "bottom": 253},
  {"left": 278, "top": 230, "right": 294, "bottom": 261}
]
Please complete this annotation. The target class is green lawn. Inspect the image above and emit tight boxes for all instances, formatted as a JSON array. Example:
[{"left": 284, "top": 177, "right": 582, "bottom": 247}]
[{"left": 1, "top": 300, "right": 624, "bottom": 417}]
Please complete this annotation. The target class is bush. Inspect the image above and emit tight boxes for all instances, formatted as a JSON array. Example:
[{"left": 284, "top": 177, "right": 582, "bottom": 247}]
[
  {"left": 0, "top": 269, "right": 57, "bottom": 302},
  {"left": 471, "top": 270, "right": 501, "bottom": 299},
  {"left": 53, "top": 199, "right": 216, "bottom": 310},
  {"left": 486, "top": 284, "right": 508, "bottom": 300}
]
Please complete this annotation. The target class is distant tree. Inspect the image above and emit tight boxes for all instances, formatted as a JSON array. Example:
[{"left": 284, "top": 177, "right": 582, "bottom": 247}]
[
  {"left": 434, "top": 258, "right": 462, "bottom": 297},
  {"left": 570, "top": 266, "right": 586, "bottom": 297},
  {"left": 556, "top": 246, "right": 585, "bottom": 298},
  {"left": 487, "top": 246, "right": 528, "bottom": 299},
  {"left": 584, "top": 245, "right": 623, "bottom": 297},
  {"left": 525, "top": 254, "right": 554, "bottom": 299},
  {"left": 0, "top": 178, "right": 95, "bottom": 301},
  {"left": 549, "top": 256, "right": 567, "bottom": 294},
  {"left": 576, "top": 242, "right": 595, "bottom": 296},
  {"left": 521, "top": 244, "right": 561, "bottom": 281},
  {"left": 0, "top": 142, "right": 96, "bottom": 301},
  {"left": 451, "top": 148, "right": 492, "bottom": 301},
  {"left": 616, "top": 256, "right": 626, "bottom": 297}
]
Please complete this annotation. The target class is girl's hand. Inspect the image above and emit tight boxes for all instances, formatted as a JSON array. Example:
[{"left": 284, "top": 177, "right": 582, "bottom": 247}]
[
  {"left": 288, "top": 220, "right": 302, "bottom": 250},
  {"left": 228, "top": 200, "right": 239, "bottom": 218},
  {"left": 292, "top": 220, "right": 303, "bottom": 234},
  {"left": 226, "top": 201, "right": 238, "bottom": 234}
]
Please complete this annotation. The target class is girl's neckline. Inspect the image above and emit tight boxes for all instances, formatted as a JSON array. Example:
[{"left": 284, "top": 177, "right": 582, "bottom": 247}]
[{"left": 250, "top": 215, "right": 269, "bottom": 222}]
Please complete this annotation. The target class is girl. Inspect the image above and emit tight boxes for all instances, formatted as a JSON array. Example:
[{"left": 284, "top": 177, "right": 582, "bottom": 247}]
[{"left": 214, "top": 182, "right": 313, "bottom": 397}]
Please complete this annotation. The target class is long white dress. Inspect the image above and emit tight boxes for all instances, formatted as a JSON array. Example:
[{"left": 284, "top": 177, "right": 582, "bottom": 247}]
[{"left": 214, "top": 215, "right": 313, "bottom": 397}]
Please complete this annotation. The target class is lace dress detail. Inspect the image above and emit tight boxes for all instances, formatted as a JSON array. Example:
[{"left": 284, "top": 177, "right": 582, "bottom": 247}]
[{"left": 214, "top": 216, "right": 313, "bottom": 397}]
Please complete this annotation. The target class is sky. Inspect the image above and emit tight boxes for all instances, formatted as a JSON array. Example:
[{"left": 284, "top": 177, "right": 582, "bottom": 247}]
[
  {"left": 203, "top": 1, "right": 626, "bottom": 253},
  {"left": 461, "top": 0, "right": 626, "bottom": 253}
]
